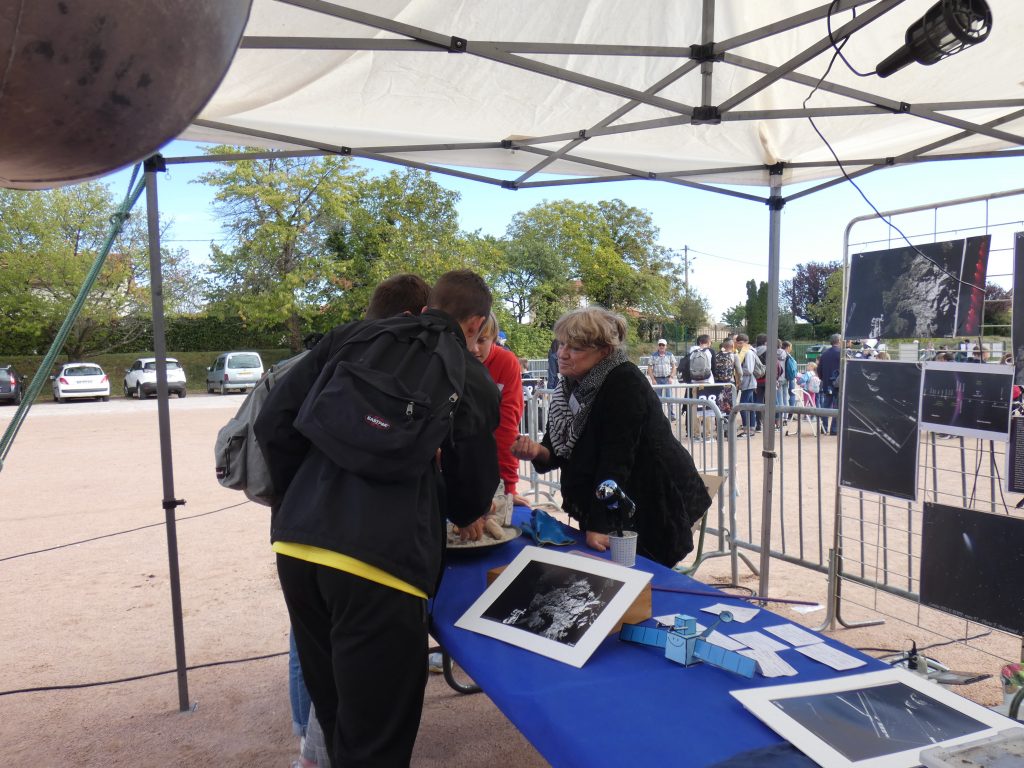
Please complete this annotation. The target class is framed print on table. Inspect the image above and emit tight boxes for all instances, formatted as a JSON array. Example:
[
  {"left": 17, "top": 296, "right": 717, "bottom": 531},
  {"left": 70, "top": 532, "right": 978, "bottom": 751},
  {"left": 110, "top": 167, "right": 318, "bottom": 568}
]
[
  {"left": 454, "top": 545, "right": 652, "bottom": 668},
  {"left": 731, "top": 668, "right": 1022, "bottom": 768}
]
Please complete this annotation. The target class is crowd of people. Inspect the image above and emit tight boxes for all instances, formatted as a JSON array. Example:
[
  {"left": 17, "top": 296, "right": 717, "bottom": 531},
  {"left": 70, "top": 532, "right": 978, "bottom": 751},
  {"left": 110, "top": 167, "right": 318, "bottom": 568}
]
[{"left": 254, "top": 271, "right": 713, "bottom": 768}]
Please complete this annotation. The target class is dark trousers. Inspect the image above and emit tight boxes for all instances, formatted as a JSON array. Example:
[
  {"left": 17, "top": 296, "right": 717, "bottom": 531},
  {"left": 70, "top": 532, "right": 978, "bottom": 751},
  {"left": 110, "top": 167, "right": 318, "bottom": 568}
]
[
  {"left": 277, "top": 554, "right": 429, "bottom": 768},
  {"left": 819, "top": 391, "right": 838, "bottom": 434}
]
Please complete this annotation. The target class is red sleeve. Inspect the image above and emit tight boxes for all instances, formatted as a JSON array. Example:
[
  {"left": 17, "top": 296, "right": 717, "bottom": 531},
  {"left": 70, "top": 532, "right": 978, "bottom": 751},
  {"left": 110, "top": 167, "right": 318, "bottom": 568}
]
[{"left": 484, "top": 345, "right": 524, "bottom": 494}]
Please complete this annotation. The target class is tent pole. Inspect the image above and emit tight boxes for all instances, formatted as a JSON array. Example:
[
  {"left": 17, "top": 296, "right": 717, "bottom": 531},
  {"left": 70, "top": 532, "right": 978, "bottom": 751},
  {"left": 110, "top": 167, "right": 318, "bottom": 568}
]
[
  {"left": 757, "top": 165, "right": 784, "bottom": 597},
  {"left": 144, "top": 155, "right": 191, "bottom": 712}
]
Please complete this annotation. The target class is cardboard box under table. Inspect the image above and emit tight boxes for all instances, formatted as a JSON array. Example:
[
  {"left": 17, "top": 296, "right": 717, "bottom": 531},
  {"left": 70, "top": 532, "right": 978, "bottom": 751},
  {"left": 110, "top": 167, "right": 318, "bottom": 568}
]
[{"left": 429, "top": 507, "right": 888, "bottom": 768}]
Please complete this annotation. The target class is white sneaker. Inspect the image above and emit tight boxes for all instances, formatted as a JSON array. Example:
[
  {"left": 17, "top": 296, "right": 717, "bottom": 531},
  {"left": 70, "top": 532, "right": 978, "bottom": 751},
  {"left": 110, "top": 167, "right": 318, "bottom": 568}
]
[{"left": 428, "top": 652, "right": 443, "bottom": 673}]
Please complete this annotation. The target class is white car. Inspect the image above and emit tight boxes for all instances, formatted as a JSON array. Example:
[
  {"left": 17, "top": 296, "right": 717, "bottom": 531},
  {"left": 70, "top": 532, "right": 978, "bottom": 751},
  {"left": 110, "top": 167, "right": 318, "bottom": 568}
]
[
  {"left": 123, "top": 357, "right": 188, "bottom": 399},
  {"left": 51, "top": 362, "right": 110, "bottom": 402}
]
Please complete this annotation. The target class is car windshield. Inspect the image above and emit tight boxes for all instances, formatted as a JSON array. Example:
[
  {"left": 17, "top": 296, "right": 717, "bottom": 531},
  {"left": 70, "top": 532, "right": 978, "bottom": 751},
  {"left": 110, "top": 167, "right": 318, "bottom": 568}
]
[
  {"left": 228, "top": 354, "right": 261, "bottom": 369},
  {"left": 65, "top": 365, "right": 103, "bottom": 376}
]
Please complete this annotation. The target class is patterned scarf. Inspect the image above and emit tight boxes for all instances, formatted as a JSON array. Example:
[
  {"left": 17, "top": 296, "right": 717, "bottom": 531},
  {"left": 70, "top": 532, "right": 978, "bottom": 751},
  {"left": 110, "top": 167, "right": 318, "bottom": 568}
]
[{"left": 547, "top": 348, "right": 629, "bottom": 459}]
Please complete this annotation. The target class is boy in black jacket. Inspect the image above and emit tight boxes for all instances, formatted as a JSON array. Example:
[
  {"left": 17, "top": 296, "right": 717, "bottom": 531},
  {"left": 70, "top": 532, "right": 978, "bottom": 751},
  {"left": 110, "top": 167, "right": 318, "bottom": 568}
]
[{"left": 255, "top": 270, "right": 499, "bottom": 767}]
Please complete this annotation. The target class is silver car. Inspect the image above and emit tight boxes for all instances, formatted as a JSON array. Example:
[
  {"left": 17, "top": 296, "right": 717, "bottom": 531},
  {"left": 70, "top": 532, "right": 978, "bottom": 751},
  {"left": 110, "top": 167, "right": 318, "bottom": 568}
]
[{"left": 206, "top": 351, "right": 264, "bottom": 394}]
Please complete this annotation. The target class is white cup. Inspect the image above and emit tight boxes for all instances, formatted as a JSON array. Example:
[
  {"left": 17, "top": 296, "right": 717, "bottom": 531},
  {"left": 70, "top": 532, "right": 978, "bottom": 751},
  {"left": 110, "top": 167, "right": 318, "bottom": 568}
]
[{"left": 608, "top": 530, "right": 638, "bottom": 567}]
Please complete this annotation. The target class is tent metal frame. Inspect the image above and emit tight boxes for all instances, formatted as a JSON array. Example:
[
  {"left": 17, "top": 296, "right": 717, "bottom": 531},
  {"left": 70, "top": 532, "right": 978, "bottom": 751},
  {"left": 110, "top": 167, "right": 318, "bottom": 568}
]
[{"left": 144, "top": 0, "right": 1024, "bottom": 707}]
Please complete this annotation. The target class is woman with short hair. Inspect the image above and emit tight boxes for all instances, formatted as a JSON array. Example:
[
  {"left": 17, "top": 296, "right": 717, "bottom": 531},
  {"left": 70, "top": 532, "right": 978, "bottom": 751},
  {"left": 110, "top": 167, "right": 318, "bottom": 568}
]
[{"left": 511, "top": 307, "right": 711, "bottom": 566}]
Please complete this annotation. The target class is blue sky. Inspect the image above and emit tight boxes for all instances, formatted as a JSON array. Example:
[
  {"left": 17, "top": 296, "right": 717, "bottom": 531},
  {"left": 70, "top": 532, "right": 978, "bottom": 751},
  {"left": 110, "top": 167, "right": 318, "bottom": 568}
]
[{"left": 108, "top": 140, "right": 1024, "bottom": 321}]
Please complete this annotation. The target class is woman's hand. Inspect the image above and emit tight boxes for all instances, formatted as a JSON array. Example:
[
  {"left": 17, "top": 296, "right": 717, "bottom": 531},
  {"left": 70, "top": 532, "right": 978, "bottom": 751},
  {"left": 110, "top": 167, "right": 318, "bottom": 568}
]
[
  {"left": 511, "top": 434, "right": 549, "bottom": 463},
  {"left": 585, "top": 530, "right": 610, "bottom": 552}
]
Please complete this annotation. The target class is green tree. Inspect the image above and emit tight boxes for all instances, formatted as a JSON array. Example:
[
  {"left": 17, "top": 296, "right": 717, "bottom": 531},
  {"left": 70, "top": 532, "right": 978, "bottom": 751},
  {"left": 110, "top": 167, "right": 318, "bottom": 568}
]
[
  {"left": 328, "top": 169, "right": 476, "bottom": 324},
  {"left": 983, "top": 282, "right": 1011, "bottom": 333},
  {"left": 808, "top": 268, "right": 844, "bottom": 334},
  {"left": 721, "top": 303, "right": 746, "bottom": 327},
  {"left": 743, "top": 280, "right": 769, "bottom": 338},
  {"left": 199, "top": 148, "right": 357, "bottom": 352},
  {"left": 0, "top": 181, "right": 190, "bottom": 357}
]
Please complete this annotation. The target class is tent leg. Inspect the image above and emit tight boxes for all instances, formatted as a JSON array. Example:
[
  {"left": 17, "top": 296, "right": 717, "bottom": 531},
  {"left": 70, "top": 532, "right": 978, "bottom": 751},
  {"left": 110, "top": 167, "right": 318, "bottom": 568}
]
[
  {"left": 145, "top": 155, "right": 190, "bottom": 712},
  {"left": 757, "top": 165, "right": 784, "bottom": 598}
]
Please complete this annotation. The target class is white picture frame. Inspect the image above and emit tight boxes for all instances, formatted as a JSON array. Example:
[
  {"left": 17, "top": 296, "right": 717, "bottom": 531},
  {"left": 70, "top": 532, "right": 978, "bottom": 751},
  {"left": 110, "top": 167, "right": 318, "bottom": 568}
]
[
  {"left": 731, "top": 667, "right": 1023, "bottom": 768},
  {"left": 919, "top": 361, "right": 1013, "bottom": 441},
  {"left": 454, "top": 546, "right": 652, "bottom": 668}
]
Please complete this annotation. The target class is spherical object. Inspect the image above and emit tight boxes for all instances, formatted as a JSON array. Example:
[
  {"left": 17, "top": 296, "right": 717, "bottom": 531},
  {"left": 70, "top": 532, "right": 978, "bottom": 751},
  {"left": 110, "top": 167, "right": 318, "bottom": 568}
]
[{"left": 0, "top": 0, "right": 251, "bottom": 189}]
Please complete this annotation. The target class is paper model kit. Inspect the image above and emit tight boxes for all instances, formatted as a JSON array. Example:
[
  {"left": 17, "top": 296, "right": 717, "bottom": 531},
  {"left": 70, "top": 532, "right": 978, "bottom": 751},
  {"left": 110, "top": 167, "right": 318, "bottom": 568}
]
[{"left": 455, "top": 546, "right": 652, "bottom": 668}]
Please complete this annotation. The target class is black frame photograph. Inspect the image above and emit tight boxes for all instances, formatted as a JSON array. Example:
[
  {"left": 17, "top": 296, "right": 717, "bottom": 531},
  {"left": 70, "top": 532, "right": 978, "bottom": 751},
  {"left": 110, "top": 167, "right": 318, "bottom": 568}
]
[
  {"left": 919, "top": 502, "right": 1024, "bottom": 636},
  {"left": 845, "top": 236, "right": 990, "bottom": 339},
  {"left": 919, "top": 361, "right": 1012, "bottom": 441},
  {"left": 839, "top": 360, "right": 922, "bottom": 501}
]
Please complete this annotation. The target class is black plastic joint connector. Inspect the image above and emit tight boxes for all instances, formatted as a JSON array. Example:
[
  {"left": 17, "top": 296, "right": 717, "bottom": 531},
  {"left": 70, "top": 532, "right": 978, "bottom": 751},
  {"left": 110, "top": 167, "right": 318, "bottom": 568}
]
[
  {"left": 577, "top": 129, "right": 589, "bottom": 140},
  {"left": 885, "top": 157, "right": 896, "bottom": 166},
  {"left": 162, "top": 498, "right": 186, "bottom": 511},
  {"left": 501, "top": 139, "right": 514, "bottom": 149},
  {"left": 689, "top": 43, "right": 721, "bottom": 63},
  {"left": 691, "top": 106, "right": 721, "bottom": 125},
  {"left": 501, "top": 180, "right": 518, "bottom": 190},
  {"left": 768, "top": 195, "right": 785, "bottom": 211},
  {"left": 339, "top": 146, "right": 352, "bottom": 156},
  {"left": 144, "top": 154, "right": 166, "bottom": 173},
  {"left": 899, "top": 101, "right": 911, "bottom": 113},
  {"left": 768, "top": 162, "right": 785, "bottom": 176},
  {"left": 449, "top": 36, "right": 467, "bottom": 52},
  {"left": 761, "top": 450, "right": 777, "bottom": 460}
]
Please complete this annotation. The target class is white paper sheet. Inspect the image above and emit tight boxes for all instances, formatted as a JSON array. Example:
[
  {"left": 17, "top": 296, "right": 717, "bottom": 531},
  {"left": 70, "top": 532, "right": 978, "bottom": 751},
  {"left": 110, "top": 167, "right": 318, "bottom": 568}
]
[
  {"left": 795, "top": 642, "right": 867, "bottom": 671},
  {"left": 732, "top": 631, "right": 788, "bottom": 653},
  {"left": 763, "top": 623, "right": 824, "bottom": 647},
  {"left": 701, "top": 603, "right": 759, "bottom": 623},
  {"left": 740, "top": 648, "right": 798, "bottom": 677},
  {"left": 652, "top": 616, "right": 747, "bottom": 651}
]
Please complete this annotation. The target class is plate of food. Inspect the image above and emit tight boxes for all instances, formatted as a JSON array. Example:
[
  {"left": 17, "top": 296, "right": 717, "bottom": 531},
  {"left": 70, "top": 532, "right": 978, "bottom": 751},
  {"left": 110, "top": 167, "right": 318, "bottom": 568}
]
[{"left": 446, "top": 520, "right": 521, "bottom": 550}]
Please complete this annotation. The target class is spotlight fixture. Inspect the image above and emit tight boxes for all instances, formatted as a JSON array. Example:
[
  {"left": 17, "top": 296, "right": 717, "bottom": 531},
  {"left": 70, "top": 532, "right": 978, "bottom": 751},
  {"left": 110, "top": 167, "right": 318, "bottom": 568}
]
[{"left": 876, "top": 0, "right": 992, "bottom": 79}]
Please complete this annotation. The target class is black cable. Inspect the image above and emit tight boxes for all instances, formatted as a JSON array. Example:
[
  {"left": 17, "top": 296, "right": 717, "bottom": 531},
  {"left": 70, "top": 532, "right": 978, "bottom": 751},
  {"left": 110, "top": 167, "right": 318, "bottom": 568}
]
[
  {"left": 826, "top": 1, "right": 877, "bottom": 78},
  {"left": 0, "top": 651, "right": 287, "bottom": 697},
  {"left": 0, "top": 500, "right": 252, "bottom": 563}
]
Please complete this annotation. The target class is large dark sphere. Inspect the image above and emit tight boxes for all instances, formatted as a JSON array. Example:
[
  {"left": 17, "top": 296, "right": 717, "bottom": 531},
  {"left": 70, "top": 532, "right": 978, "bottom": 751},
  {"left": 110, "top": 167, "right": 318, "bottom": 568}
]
[{"left": 0, "top": 0, "right": 251, "bottom": 189}]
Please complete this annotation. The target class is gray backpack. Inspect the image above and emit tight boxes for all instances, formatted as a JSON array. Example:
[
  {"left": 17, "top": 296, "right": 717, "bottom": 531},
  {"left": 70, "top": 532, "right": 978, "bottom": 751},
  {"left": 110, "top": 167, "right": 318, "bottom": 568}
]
[
  {"left": 214, "top": 351, "right": 309, "bottom": 505},
  {"left": 688, "top": 348, "right": 711, "bottom": 381}
]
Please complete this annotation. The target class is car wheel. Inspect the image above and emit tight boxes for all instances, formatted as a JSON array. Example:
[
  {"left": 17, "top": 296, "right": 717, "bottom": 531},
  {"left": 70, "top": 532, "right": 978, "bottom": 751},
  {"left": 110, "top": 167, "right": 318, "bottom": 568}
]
[
  {"left": 177, "top": 389, "right": 187, "bottom": 398},
  {"left": 219, "top": 383, "right": 227, "bottom": 396},
  {"left": 101, "top": 396, "right": 109, "bottom": 402},
  {"left": 123, "top": 381, "right": 131, "bottom": 398},
  {"left": 54, "top": 391, "right": 63, "bottom": 403},
  {"left": 13, "top": 391, "right": 22, "bottom": 406},
  {"left": 136, "top": 383, "right": 146, "bottom": 400}
]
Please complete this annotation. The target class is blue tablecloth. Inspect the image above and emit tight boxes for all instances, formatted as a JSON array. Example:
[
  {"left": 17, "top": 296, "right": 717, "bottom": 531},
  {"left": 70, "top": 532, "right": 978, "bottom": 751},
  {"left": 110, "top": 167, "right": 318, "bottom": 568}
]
[{"left": 429, "top": 507, "right": 886, "bottom": 768}]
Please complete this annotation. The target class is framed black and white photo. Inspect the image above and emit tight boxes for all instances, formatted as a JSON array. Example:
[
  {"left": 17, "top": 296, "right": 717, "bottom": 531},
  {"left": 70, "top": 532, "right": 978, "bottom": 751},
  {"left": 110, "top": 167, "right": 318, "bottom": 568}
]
[
  {"left": 455, "top": 546, "right": 651, "bottom": 667},
  {"left": 845, "top": 236, "right": 989, "bottom": 339},
  {"left": 839, "top": 360, "right": 921, "bottom": 501},
  {"left": 731, "top": 668, "right": 1018, "bottom": 768},
  {"left": 919, "top": 361, "right": 1012, "bottom": 441}
]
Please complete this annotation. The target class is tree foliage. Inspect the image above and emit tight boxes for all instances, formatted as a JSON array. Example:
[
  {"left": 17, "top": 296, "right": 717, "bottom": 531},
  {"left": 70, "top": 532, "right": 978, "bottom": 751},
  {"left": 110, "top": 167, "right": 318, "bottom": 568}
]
[
  {"left": 781, "top": 260, "right": 840, "bottom": 324},
  {"left": 744, "top": 280, "right": 769, "bottom": 339},
  {"left": 721, "top": 303, "right": 746, "bottom": 327},
  {"left": 198, "top": 148, "right": 358, "bottom": 351},
  {"left": 983, "top": 282, "right": 1011, "bottom": 332},
  {"left": 0, "top": 182, "right": 198, "bottom": 358}
]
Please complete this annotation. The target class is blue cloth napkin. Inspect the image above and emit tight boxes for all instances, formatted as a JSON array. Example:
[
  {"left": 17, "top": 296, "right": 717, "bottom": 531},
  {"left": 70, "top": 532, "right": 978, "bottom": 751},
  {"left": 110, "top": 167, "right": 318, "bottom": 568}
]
[{"left": 521, "top": 508, "right": 575, "bottom": 546}]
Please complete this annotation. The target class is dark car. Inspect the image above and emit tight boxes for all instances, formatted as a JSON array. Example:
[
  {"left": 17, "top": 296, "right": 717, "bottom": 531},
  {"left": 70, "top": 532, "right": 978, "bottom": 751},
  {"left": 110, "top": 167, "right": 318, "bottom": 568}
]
[
  {"left": 0, "top": 365, "right": 26, "bottom": 405},
  {"left": 804, "top": 344, "right": 826, "bottom": 362}
]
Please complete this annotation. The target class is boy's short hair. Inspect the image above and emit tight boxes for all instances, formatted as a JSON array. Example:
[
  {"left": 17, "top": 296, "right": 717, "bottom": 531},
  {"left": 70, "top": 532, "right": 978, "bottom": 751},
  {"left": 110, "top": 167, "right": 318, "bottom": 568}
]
[
  {"left": 478, "top": 313, "right": 499, "bottom": 342},
  {"left": 696, "top": 334, "right": 710, "bottom": 346},
  {"left": 735, "top": 333, "right": 749, "bottom": 344},
  {"left": 366, "top": 273, "right": 431, "bottom": 320},
  {"left": 428, "top": 270, "right": 492, "bottom": 322}
]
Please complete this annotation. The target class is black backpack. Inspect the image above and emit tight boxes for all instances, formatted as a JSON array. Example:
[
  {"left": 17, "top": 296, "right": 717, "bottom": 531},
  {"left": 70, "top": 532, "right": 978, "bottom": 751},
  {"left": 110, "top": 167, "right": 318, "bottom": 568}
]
[
  {"left": 293, "top": 314, "right": 466, "bottom": 480},
  {"left": 676, "top": 352, "right": 691, "bottom": 383}
]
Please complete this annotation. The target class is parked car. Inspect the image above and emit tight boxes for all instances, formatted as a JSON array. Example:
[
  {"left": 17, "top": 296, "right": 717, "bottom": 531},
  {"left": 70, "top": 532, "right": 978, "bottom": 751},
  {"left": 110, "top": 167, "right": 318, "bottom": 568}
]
[
  {"left": 206, "top": 351, "right": 264, "bottom": 394},
  {"left": 804, "top": 343, "right": 826, "bottom": 362},
  {"left": 51, "top": 362, "right": 110, "bottom": 402},
  {"left": 123, "top": 357, "right": 187, "bottom": 399},
  {"left": 0, "top": 364, "right": 26, "bottom": 405}
]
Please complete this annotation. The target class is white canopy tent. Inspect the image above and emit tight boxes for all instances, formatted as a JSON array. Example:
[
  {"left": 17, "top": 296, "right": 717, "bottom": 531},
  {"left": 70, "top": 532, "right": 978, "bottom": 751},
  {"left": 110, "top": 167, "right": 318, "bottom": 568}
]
[{"left": 138, "top": 0, "right": 1024, "bottom": 707}]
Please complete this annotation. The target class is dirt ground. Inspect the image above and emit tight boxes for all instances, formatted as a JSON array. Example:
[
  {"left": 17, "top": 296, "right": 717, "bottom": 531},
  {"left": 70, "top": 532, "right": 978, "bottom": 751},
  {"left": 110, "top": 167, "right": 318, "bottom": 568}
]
[{"left": 0, "top": 396, "right": 1018, "bottom": 767}]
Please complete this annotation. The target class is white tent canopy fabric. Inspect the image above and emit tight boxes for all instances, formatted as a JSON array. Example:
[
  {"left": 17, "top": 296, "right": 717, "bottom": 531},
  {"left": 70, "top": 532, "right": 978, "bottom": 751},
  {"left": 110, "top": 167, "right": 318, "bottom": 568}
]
[{"left": 180, "top": 0, "right": 1024, "bottom": 193}]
